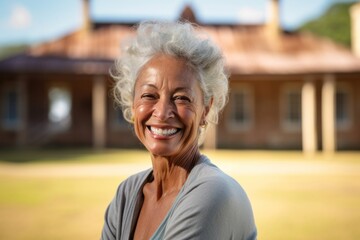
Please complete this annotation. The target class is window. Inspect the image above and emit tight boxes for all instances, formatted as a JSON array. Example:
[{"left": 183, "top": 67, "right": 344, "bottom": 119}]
[
  {"left": 1, "top": 86, "right": 20, "bottom": 130},
  {"left": 336, "top": 86, "right": 352, "bottom": 129},
  {"left": 282, "top": 87, "right": 301, "bottom": 131},
  {"left": 228, "top": 87, "right": 253, "bottom": 131},
  {"left": 48, "top": 86, "right": 72, "bottom": 130}
]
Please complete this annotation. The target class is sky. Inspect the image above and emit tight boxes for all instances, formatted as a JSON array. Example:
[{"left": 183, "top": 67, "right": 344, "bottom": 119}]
[{"left": 0, "top": 0, "right": 358, "bottom": 45}]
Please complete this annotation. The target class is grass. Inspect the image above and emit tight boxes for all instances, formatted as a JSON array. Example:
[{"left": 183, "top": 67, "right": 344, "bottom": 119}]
[{"left": 0, "top": 149, "right": 359, "bottom": 240}]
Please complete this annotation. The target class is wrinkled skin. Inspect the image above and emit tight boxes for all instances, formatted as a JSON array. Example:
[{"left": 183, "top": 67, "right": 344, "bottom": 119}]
[{"left": 132, "top": 54, "right": 211, "bottom": 240}]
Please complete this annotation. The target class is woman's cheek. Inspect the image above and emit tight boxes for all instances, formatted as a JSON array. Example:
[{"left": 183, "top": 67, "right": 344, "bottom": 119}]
[
  {"left": 134, "top": 104, "right": 150, "bottom": 119},
  {"left": 137, "top": 105, "right": 148, "bottom": 114},
  {"left": 178, "top": 106, "right": 198, "bottom": 123}
]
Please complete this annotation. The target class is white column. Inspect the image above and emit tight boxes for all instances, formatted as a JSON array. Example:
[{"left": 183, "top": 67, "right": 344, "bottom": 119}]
[
  {"left": 322, "top": 74, "right": 336, "bottom": 153},
  {"left": 203, "top": 122, "right": 217, "bottom": 149},
  {"left": 301, "top": 79, "right": 317, "bottom": 154},
  {"left": 92, "top": 76, "right": 106, "bottom": 149}
]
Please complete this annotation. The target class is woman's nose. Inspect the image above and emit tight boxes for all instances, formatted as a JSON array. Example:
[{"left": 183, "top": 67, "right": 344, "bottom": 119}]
[{"left": 153, "top": 98, "right": 175, "bottom": 120}]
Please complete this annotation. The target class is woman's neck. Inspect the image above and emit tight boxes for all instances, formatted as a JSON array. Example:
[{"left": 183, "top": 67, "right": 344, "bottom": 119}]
[{"left": 150, "top": 147, "right": 201, "bottom": 200}]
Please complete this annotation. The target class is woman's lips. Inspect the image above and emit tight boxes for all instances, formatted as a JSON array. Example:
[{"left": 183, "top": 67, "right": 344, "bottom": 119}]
[{"left": 147, "top": 126, "right": 181, "bottom": 137}]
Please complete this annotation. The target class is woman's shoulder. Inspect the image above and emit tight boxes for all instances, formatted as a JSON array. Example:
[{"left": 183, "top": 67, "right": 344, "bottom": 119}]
[
  {"left": 183, "top": 155, "right": 253, "bottom": 209},
  {"left": 166, "top": 155, "right": 257, "bottom": 239},
  {"left": 189, "top": 155, "right": 243, "bottom": 191}
]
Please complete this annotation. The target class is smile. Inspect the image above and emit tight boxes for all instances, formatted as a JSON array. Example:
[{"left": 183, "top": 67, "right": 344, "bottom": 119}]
[{"left": 148, "top": 126, "right": 180, "bottom": 137}]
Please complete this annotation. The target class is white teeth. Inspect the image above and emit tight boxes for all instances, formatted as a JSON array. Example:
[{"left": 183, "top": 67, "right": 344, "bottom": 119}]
[{"left": 150, "top": 127, "right": 178, "bottom": 136}]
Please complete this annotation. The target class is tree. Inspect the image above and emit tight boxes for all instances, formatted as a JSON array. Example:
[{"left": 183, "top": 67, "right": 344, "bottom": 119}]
[
  {"left": 0, "top": 44, "right": 28, "bottom": 60},
  {"left": 298, "top": 2, "right": 356, "bottom": 48}
]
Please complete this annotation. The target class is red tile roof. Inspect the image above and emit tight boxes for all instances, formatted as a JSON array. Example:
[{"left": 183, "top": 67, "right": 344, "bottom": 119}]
[{"left": 6, "top": 24, "right": 360, "bottom": 74}]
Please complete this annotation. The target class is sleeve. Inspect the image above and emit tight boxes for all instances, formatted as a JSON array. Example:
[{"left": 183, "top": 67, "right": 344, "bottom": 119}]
[
  {"left": 101, "top": 198, "right": 117, "bottom": 240},
  {"left": 101, "top": 183, "right": 125, "bottom": 240},
  {"left": 100, "top": 169, "right": 152, "bottom": 240},
  {"left": 163, "top": 177, "right": 257, "bottom": 240}
]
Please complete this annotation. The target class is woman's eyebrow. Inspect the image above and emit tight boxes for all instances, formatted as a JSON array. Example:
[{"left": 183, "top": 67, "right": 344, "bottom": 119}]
[
  {"left": 140, "top": 85, "right": 192, "bottom": 92},
  {"left": 140, "top": 83, "right": 157, "bottom": 89},
  {"left": 174, "top": 87, "right": 192, "bottom": 93}
]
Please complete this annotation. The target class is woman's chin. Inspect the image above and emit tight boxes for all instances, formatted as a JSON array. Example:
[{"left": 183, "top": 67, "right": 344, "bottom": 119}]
[{"left": 146, "top": 143, "right": 179, "bottom": 157}]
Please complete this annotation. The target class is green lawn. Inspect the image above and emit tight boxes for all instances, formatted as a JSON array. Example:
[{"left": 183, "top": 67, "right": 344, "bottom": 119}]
[{"left": 0, "top": 149, "right": 359, "bottom": 240}]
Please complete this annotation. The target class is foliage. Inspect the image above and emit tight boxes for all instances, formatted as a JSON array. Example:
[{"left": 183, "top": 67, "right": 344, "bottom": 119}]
[
  {"left": 0, "top": 44, "right": 28, "bottom": 60},
  {"left": 298, "top": 2, "right": 357, "bottom": 48}
]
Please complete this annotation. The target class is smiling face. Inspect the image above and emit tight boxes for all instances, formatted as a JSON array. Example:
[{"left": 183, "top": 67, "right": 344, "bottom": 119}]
[{"left": 132, "top": 55, "right": 209, "bottom": 158}]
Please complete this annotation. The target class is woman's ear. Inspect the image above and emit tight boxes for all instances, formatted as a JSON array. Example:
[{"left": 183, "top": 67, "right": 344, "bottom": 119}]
[
  {"left": 131, "top": 107, "right": 135, "bottom": 123},
  {"left": 202, "top": 97, "right": 213, "bottom": 122}
]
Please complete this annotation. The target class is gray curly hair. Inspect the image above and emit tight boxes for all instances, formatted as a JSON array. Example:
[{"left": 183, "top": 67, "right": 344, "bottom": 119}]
[{"left": 111, "top": 21, "right": 229, "bottom": 129}]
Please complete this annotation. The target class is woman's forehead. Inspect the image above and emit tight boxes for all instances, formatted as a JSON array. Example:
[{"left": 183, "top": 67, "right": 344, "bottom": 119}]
[{"left": 136, "top": 55, "right": 199, "bottom": 89}]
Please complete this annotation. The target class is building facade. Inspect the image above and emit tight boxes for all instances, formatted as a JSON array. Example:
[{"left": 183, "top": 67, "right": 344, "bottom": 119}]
[{"left": 1, "top": 0, "right": 360, "bottom": 152}]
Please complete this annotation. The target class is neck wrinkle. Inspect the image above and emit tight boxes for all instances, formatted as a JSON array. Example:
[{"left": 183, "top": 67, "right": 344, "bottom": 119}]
[{"left": 150, "top": 144, "right": 201, "bottom": 199}]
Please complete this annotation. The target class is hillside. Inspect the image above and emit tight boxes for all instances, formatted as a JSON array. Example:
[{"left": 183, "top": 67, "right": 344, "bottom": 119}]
[
  {"left": 298, "top": 2, "right": 356, "bottom": 48},
  {"left": 0, "top": 44, "right": 28, "bottom": 60}
]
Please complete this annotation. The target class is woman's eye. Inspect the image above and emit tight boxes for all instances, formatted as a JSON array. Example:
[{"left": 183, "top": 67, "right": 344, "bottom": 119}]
[
  {"left": 141, "top": 94, "right": 156, "bottom": 100},
  {"left": 174, "top": 96, "right": 191, "bottom": 103}
]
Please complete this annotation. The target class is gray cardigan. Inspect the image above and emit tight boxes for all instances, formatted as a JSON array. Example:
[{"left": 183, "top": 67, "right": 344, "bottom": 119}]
[{"left": 101, "top": 155, "right": 257, "bottom": 240}]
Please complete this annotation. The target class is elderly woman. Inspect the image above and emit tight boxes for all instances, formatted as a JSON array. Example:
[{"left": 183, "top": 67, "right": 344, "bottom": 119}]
[{"left": 101, "top": 21, "right": 257, "bottom": 240}]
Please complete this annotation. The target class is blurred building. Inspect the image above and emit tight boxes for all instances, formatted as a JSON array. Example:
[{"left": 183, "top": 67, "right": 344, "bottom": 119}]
[{"left": 0, "top": 0, "right": 359, "bottom": 152}]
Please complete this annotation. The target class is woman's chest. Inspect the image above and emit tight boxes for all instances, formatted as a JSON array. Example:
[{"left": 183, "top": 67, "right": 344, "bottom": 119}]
[{"left": 133, "top": 194, "right": 177, "bottom": 240}]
